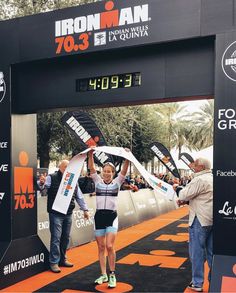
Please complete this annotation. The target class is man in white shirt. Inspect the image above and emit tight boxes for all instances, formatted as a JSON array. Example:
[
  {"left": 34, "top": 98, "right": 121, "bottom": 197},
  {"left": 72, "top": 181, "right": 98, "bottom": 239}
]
[{"left": 174, "top": 157, "right": 213, "bottom": 292}]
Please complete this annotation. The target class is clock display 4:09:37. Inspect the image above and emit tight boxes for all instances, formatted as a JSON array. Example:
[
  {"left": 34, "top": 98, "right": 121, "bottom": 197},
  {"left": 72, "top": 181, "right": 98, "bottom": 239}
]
[{"left": 76, "top": 72, "right": 141, "bottom": 92}]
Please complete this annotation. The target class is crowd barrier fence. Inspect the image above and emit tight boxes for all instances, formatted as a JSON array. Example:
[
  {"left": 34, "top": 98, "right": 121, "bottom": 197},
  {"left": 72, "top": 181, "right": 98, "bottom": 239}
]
[{"left": 38, "top": 188, "right": 177, "bottom": 250}]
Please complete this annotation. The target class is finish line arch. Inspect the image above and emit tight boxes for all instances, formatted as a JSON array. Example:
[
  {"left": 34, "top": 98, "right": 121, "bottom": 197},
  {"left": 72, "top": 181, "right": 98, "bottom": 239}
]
[{"left": 0, "top": 0, "right": 236, "bottom": 291}]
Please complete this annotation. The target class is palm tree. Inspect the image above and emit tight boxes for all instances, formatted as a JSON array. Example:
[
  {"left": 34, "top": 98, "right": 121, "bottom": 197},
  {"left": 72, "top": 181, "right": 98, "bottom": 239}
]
[
  {"left": 88, "top": 105, "right": 165, "bottom": 163},
  {"left": 154, "top": 103, "right": 187, "bottom": 151},
  {"left": 188, "top": 100, "right": 214, "bottom": 149},
  {"left": 172, "top": 121, "right": 194, "bottom": 155}
]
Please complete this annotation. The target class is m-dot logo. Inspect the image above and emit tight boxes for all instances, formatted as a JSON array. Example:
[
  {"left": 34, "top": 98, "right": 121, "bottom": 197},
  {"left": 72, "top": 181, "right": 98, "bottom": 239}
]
[
  {"left": 222, "top": 41, "right": 236, "bottom": 82},
  {"left": 0, "top": 72, "right": 6, "bottom": 103}
]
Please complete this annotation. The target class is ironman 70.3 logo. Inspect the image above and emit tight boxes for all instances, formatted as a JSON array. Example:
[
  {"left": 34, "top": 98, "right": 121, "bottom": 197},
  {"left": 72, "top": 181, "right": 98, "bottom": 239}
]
[
  {"left": 222, "top": 41, "right": 236, "bottom": 82},
  {"left": 0, "top": 72, "right": 6, "bottom": 103},
  {"left": 54, "top": 0, "right": 149, "bottom": 55}
]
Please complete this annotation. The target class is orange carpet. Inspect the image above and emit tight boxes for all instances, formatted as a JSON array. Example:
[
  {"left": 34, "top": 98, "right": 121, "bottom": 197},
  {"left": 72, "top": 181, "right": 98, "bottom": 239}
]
[{"left": 1, "top": 206, "right": 209, "bottom": 292}]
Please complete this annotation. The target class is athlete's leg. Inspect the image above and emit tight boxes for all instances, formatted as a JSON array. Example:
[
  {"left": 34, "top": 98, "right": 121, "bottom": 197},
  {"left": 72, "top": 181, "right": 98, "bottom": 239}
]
[
  {"left": 96, "top": 234, "right": 107, "bottom": 274},
  {"left": 106, "top": 232, "right": 117, "bottom": 272}
]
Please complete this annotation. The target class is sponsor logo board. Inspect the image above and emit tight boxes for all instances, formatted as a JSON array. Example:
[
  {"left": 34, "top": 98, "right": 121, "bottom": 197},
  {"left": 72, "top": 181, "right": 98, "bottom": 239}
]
[
  {"left": 218, "top": 201, "right": 236, "bottom": 221},
  {"left": 217, "top": 109, "right": 236, "bottom": 130}
]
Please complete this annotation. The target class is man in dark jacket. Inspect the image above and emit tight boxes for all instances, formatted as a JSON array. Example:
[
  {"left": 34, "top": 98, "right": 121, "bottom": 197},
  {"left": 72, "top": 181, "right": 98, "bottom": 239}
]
[{"left": 45, "top": 160, "right": 89, "bottom": 273}]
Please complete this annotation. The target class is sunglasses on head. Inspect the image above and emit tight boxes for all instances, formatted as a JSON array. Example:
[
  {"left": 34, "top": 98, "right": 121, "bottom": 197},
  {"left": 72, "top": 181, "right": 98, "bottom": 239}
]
[{"left": 103, "top": 162, "right": 116, "bottom": 171}]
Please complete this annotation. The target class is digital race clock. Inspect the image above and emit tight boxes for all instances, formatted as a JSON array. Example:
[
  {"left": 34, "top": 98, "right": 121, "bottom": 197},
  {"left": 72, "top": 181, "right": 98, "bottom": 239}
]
[{"left": 76, "top": 72, "right": 141, "bottom": 92}]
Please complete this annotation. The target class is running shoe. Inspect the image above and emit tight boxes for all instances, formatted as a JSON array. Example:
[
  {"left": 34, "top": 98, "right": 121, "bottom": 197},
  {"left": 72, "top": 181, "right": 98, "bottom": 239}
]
[
  {"left": 94, "top": 274, "right": 108, "bottom": 284},
  {"left": 108, "top": 274, "right": 117, "bottom": 288}
]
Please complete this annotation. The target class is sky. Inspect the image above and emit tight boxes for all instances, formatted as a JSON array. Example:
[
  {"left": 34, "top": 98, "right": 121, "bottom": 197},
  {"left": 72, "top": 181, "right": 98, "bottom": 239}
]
[{"left": 179, "top": 99, "right": 211, "bottom": 113}]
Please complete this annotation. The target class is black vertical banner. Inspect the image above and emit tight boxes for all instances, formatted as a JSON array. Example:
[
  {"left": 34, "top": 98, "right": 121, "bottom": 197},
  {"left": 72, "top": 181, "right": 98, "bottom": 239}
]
[
  {"left": 179, "top": 152, "right": 195, "bottom": 171},
  {"left": 149, "top": 142, "right": 180, "bottom": 178},
  {"left": 61, "top": 111, "right": 115, "bottom": 166},
  {"left": 210, "top": 31, "right": 236, "bottom": 292}
]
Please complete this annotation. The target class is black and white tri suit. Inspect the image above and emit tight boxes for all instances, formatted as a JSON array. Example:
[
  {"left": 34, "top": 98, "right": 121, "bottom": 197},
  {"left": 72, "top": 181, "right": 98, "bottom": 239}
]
[{"left": 91, "top": 172, "right": 125, "bottom": 231}]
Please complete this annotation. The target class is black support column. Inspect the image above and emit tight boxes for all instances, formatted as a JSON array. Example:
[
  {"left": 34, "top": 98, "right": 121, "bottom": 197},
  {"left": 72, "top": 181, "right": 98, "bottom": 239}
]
[
  {"left": 0, "top": 110, "right": 48, "bottom": 289},
  {"left": 0, "top": 68, "right": 11, "bottom": 243},
  {"left": 210, "top": 31, "right": 236, "bottom": 292}
]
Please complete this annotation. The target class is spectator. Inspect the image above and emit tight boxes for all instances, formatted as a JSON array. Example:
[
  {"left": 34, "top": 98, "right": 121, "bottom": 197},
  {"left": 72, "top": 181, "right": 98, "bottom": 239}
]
[
  {"left": 174, "top": 157, "right": 213, "bottom": 292},
  {"left": 121, "top": 177, "right": 139, "bottom": 192},
  {"left": 181, "top": 175, "right": 192, "bottom": 186},
  {"left": 163, "top": 173, "right": 170, "bottom": 183},
  {"left": 78, "top": 170, "right": 95, "bottom": 195},
  {"left": 37, "top": 174, "right": 47, "bottom": 196},
  {"left": 172, "top": 177, "right": 180, "bottom": 185},
  {"left": 129, "top": 173, "right": 135, "bottom": 185},
  {"left": 134, "top": 175, "right": 146, "bottom": 189},
  {"left": 121, "top": 178, "right": 132, "bottom": 191},
  {"left": 45, "top": 160, "right": 89, "bottom": 273}
]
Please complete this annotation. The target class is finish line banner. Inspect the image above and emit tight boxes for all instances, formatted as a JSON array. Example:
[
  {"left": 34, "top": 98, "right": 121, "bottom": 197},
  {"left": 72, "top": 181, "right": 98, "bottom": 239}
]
[{"left": 52, "top": 146, "right": 176, "bottom": 214}]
